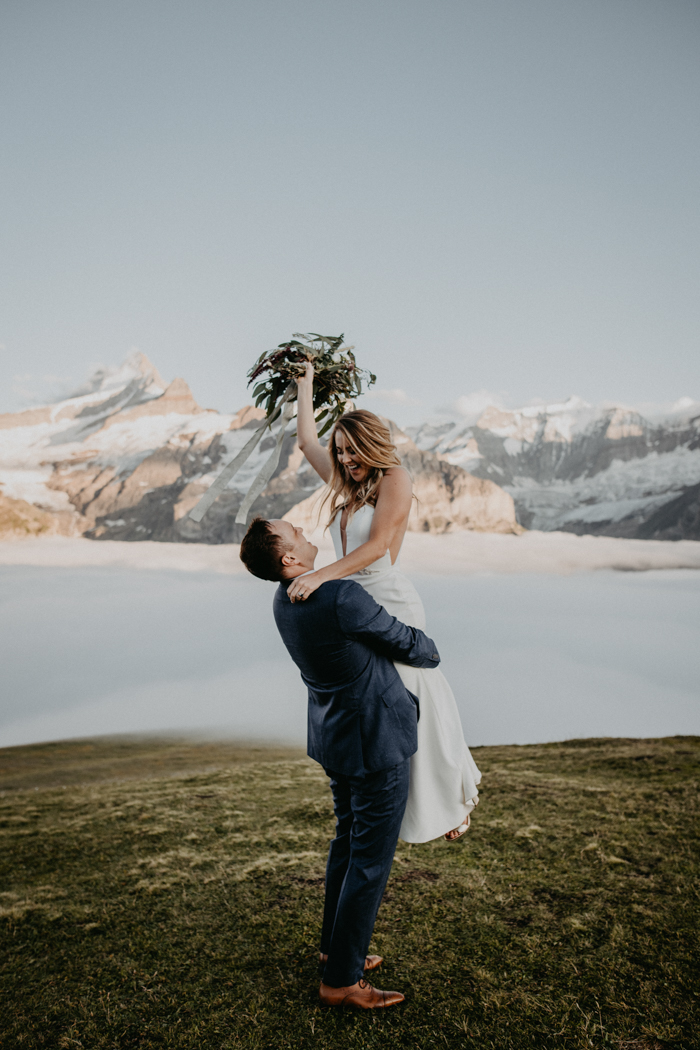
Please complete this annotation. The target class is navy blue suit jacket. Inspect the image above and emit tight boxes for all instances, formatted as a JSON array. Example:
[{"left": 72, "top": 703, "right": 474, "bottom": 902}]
[{"left": 273, "top": 578, "right": 441, "bottom": 776}]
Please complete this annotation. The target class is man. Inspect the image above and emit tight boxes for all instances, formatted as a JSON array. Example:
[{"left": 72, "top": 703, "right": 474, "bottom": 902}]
[{"left": 239, "top": 516, "right": 441, "bottom": 1009}]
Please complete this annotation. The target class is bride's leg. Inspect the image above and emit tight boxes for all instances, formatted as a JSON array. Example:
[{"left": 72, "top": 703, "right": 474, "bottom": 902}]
[
  {"left": 445, "top": 797, "right": 479, "bottom": 840},
  {"left": 445, "top": 813, "right": 471, "bottom": 841}
]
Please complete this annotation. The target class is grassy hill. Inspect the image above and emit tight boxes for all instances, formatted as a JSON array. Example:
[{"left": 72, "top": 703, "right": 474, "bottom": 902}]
[{"left": 0, "top": 735, "right": 698, "bottom": 1049}]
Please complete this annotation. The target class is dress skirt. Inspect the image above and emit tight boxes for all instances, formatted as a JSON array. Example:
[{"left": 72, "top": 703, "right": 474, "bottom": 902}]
[{"left": 347, "top": 565, "right": 481, "bottom": 843}]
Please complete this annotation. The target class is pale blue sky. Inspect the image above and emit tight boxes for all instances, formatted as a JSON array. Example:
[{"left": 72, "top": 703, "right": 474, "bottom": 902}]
[{"left": 1, "top": 0, "right": 698, "bottom": 424}]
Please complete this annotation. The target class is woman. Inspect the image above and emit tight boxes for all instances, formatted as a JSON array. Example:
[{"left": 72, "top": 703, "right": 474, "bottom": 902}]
[{"left": 287, "top": 363, "right": 481, "bottom": 843}]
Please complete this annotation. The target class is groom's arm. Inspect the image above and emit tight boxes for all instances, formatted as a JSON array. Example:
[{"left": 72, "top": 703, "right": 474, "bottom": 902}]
[{"left": 335, "top": 582, "right": 440, "bottom": 668}]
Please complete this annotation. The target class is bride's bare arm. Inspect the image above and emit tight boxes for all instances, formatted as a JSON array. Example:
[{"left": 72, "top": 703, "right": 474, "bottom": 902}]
[
  {"left": 287, "top": 467, "right": 412, "bottom": 602},
  {"left": 296, "top": 363, "right": 333, "bottom": 483}
]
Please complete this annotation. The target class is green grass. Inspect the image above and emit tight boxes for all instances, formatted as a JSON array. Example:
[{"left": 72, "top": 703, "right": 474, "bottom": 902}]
[{"left": 1, "top": 735, "right": 698, "bottom": 1049}]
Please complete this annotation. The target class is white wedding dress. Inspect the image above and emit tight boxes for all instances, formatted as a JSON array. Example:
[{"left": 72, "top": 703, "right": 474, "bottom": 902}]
[{"left": 330, "top": 505, "right": 481, "bottom": 843}]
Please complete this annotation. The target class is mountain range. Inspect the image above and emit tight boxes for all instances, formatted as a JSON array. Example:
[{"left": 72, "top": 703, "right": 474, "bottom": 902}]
[
  {"left": 0, "top": 352, "right": 698, "bottom": 543},
  {"left": 0, "top": 353, "right": 518, "bottom": 542},
  {"left": 408, "top": 397, "right": 700, "bottom": 540}
]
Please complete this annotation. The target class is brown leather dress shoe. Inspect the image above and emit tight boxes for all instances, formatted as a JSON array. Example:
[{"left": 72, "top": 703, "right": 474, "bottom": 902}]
[
  {"left": 319, "top": 978, "right": 405, "bottom": 1009},
  {"left": 319, "top": 953, "right": 383, "bottom": 972}
]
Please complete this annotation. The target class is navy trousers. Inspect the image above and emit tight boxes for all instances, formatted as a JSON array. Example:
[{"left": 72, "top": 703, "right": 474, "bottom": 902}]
[{"left": 320, "top": 758, "right": 410, "bottom": 988}]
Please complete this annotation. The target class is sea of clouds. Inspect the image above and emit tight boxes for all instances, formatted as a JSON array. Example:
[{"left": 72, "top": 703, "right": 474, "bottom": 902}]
[{"left": 1, "top": 533, "right": 698, "bottom": 749}]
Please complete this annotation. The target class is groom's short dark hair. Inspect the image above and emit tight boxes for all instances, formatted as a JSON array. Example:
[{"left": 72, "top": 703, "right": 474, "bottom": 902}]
[{"left": 239, "top": 517, "right": 291, "bottom": 581}]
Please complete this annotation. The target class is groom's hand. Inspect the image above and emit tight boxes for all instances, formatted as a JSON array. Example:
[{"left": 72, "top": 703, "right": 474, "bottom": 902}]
[{"left": 287, "top": 570, "right": 325, "bottom": 603}]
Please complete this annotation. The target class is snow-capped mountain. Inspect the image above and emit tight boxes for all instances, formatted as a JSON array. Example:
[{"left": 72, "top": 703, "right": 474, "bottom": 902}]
[
  {"left": 0, "top": 353, "right": 518, "bottom": 542},
  {"left": 3, "top": 353, "right": 697, "bottom": 543},
  {"left": 408, "top": 397, "right": 700, "bottom": 539}
]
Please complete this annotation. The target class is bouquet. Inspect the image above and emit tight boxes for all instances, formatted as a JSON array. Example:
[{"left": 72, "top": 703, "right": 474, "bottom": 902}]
[
  {"left": 249, "top": 333, "right": 376, "bottom": 438},
  {"left": 189, "top": 333, "right": 375, "bottom": 525}
]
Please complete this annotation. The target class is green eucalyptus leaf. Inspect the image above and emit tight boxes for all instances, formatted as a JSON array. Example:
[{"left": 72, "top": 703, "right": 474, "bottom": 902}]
[{"left": 317, "top": 417, "right": 335, "bottom": 438}]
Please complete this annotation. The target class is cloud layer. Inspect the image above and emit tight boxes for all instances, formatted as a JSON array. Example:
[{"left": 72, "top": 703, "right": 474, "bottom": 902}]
[{"left": 1, "top": 563, "right": 698, "bottom": 749}]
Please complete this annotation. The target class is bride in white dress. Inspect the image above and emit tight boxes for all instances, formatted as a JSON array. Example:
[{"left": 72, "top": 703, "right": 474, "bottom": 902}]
[{"left": 286, "top": 364, "right": 481, "bottom": 843}]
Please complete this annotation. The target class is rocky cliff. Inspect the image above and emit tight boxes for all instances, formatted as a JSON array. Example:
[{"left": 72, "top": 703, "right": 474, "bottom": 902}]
[
  {"left": 388, "top": 424, "right": 520, "bottom": 534},
  {"left": 0, "top": 352, "right": 519, "bottom": 542}
]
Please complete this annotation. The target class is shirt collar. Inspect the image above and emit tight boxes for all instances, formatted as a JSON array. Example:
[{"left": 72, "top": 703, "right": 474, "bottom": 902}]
[{"left": 283, "top": 567, "right": 316, "bottom": 584}]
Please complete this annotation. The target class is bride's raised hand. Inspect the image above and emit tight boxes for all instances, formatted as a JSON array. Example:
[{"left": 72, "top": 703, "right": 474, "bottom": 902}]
[{"left": 296, "top": 361, "right": 314, "bottom": 395}]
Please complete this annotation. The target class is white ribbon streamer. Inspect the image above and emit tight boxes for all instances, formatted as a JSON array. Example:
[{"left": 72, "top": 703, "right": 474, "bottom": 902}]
[
  {"left": 234, "top": 400, "right": 295, "bottom": 525},
  {"left": 188, "top": 382, "right": 295, "bottom": 524}
]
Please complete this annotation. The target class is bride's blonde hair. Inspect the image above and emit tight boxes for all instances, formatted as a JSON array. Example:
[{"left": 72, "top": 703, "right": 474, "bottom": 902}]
[{"left": 322, "top": 409, "right": 402, "bottom": 525}]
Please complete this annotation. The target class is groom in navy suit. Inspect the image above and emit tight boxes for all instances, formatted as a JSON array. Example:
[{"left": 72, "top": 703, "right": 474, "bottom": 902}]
[{"left": 240, "top": 517, "right": 441, "bottom": 1008}]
